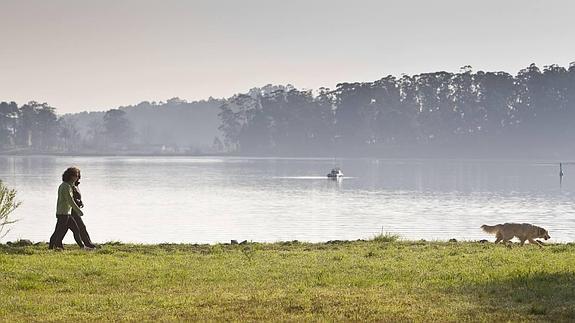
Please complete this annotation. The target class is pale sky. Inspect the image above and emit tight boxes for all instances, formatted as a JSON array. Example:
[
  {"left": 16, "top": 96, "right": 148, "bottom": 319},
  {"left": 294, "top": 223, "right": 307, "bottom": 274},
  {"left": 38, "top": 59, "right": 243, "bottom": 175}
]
[{"left": 0, "top": 0, "right": 573, "bottom": 113}]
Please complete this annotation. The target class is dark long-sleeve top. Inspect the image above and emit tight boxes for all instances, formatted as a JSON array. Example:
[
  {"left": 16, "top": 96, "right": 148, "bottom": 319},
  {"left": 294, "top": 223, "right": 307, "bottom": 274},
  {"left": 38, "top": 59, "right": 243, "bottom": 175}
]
[{"left": 71, "top": 184, "right": 84, "bottom": 216}]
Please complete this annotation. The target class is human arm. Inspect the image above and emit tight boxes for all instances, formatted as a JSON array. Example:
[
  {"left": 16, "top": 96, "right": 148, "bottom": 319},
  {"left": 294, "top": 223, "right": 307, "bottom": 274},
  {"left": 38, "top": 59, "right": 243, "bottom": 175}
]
[
  {"left": 66, "top": 184, "right": 83, "bottom": 216},
  {"left": 73, "top": 186, "right": 84, "bottom": 208}
]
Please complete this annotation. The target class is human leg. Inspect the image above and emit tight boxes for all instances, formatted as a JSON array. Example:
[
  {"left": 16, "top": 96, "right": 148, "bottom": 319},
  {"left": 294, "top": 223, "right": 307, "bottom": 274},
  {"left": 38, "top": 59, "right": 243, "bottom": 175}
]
[
  {"left": 66, "top": 216, "right": 84, "bottom": 248},
  {"left": 49, "top": 215, "right": 70, "bottom": 249},
  {"left": 72, "top": 214, "right": 95, "bottom": 248}
]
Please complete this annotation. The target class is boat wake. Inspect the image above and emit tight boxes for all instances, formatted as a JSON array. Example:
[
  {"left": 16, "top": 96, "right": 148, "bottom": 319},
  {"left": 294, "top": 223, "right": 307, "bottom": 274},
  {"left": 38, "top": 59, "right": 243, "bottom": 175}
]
[{"left": 273, "top": 176, "right": 355, "bottom": 180}]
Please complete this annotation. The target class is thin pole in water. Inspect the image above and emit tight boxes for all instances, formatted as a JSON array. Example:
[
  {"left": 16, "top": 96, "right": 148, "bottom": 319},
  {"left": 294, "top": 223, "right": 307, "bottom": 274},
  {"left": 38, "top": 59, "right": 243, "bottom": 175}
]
[{"left": 560, "top": 162, "right": 564, "bottom": 187}]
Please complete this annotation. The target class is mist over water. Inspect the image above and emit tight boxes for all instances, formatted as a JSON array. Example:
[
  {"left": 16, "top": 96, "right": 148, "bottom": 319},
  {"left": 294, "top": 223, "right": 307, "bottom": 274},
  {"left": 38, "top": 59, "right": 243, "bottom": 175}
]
[{"left": 1, "top": 156, "right": 573, "bottom": 244}]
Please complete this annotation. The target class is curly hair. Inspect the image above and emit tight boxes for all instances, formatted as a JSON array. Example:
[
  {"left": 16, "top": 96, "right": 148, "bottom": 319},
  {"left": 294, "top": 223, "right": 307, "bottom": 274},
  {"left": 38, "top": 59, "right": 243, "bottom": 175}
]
[{"left": 62, "top": 167, "right": 81, "bottom": 182}]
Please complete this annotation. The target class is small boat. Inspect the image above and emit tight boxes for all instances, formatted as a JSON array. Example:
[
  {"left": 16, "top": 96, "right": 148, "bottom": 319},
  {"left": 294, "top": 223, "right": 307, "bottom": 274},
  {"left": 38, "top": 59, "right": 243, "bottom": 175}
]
[{"left": 327, "top": 168, "right": 343, "bottom": 179}]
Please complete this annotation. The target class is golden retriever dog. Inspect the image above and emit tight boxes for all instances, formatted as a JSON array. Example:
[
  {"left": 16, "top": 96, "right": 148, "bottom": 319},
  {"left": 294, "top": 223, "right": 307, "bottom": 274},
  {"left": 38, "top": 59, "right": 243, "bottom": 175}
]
[{"left": 481, "top": 223, "right": 550, "bottom": 247}]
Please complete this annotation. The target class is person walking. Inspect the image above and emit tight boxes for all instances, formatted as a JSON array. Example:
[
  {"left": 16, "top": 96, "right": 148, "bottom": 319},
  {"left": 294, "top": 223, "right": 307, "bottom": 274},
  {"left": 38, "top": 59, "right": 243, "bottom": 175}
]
[
  {"left": 59, "top": 171, "right": 96, "bottom": 249},
  {"left": 48, "top": 167, "right": 84, "bottom": 250}
]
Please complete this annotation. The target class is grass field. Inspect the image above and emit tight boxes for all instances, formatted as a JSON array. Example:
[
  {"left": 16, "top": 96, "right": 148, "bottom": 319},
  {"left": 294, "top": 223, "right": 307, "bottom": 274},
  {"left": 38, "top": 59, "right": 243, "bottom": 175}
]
[{"left": 1, "top": 238, "right": 574, "bottom": 322}]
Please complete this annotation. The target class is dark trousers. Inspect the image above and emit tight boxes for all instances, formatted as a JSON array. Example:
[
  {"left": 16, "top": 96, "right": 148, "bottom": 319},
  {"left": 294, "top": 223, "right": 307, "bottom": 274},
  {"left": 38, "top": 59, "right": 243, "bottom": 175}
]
[
  {"left": 63, "top": 214, "right": 95, "bottom": 248},
  {"left": 49, "top": 215, "right": 73, "bottom": 249}
]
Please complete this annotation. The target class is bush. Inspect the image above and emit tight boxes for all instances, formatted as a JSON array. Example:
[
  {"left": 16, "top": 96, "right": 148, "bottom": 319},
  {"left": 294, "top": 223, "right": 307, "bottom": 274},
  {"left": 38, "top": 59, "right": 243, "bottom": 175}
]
[
  {"left": 371, "top": 232, "right": 401, "bottom": 242},
  {"left": 0, "top": 180, "right": 21, "bottom": 240}
]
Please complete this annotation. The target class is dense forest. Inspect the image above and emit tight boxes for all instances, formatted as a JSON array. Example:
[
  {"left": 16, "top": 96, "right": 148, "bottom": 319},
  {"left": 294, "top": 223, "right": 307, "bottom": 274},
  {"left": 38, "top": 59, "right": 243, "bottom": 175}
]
[
  {"left": 220, "top": 64, "right": 575, "bottom": 158},
  {"left": 1, "top": 63, "right": 575, "bottom": 158}
]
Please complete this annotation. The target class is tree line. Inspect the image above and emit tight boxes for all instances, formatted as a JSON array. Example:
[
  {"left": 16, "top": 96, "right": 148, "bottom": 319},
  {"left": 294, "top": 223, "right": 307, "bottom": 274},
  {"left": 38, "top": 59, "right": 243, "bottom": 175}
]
[
  {"left": 0, "top": 98, "right": 222, "bottom": 154},
  {"left": 218, "top": 64, "right": 575, "bottom": 157},
  {"left": 0, "top": 101, "right": 134, "bottom": 153},
  {"left": 0, "top": 101, "right": 61, "bottom": 151},
  {"left": 2, "top": 63, "right": 575, "bottom": 157}
]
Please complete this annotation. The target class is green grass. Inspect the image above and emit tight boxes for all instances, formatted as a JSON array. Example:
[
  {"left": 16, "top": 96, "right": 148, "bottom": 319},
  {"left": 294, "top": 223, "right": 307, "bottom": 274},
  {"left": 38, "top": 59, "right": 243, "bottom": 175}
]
[{"left": 1, "top": 240, "right": 574, "bottom": 322}]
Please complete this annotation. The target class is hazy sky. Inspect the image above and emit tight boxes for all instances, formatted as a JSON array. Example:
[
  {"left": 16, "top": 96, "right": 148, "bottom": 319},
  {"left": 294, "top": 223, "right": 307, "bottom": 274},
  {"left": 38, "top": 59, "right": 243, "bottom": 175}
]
[{"left": 1, "top": 0, "right": 573, "bottom": 113}]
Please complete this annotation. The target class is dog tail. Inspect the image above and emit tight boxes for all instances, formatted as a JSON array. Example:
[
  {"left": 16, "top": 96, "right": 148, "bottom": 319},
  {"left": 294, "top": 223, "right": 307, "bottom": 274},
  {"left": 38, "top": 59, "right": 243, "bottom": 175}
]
[{"left": 481, "top": 224, "right": 500, "bottom": 234}]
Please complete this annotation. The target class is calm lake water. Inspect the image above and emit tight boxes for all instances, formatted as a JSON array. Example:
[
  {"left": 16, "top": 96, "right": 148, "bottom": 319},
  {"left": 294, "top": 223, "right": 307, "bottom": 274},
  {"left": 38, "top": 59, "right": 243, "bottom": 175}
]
[{"left": 0, "top": 156, "right": 574, "bottom": 244}]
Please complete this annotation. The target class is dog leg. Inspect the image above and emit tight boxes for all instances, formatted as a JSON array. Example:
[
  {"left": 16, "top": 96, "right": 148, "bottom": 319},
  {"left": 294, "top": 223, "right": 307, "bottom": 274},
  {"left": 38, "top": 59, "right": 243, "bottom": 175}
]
[
  {"left": 520, "top": 239, "right": 526, "bottom": 246},
  {"left": 494, "top": 233, "right": 503, "bottom": 244},
  {"left": 529, "top": 239, "right": 543, "bottom": 248}
]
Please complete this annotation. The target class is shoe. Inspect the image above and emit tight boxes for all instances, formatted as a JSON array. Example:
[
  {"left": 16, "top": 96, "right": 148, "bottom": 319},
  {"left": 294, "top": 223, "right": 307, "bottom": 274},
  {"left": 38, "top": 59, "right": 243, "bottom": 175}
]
[{"left": 83, "top": 246, "right": 95, "bottom": 251}]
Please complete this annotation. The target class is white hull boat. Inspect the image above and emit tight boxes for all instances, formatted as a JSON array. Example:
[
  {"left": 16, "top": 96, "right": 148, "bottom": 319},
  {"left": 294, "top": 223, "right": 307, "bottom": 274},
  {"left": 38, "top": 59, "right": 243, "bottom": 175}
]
[{"left": 327, "top": 168, "right": 343, "bottom": 179}]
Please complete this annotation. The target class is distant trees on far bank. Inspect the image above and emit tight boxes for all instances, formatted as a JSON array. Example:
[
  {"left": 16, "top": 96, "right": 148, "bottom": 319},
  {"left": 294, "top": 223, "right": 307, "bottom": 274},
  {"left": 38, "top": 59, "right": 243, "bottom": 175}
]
[
  {"left": 0, "top": 101, "right": 61, "bottom": 152},
  {"left": 2, "top": 63, "right": 574, "bottom": 158},
  {"left": 0, "top": 101, "right": 132, "bottom": 153},
  {"left": 218, "top": 63, "right": 575, "bottom": 158},
  {"left": 0, "top": 97, "right": 223, "bottom": 154}
]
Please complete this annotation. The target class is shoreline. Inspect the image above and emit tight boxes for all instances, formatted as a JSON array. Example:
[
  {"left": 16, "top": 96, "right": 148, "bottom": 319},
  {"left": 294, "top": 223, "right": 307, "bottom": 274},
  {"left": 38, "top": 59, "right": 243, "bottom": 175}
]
[
  {"left": 2, "top": 237, "right": 570, "bottom": 248},
  {"left": 1, "top": 152, "right": 571, "bottom": 164}
]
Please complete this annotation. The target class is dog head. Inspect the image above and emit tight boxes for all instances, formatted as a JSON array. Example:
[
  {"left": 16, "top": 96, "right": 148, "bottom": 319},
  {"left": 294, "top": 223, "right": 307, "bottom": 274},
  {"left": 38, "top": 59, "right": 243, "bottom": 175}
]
[{"left": 538, "top": 227, "right": 550, "bottom": 240}]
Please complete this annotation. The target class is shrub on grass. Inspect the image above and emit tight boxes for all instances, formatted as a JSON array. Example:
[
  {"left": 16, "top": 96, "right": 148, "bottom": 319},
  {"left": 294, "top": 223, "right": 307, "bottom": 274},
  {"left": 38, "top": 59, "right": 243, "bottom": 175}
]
[
  {"left": 0, "top": 180, "right": 21, "bottom": 240},
  {"left": 371, "top": 232, "right": 400, "bottom": 243}
]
